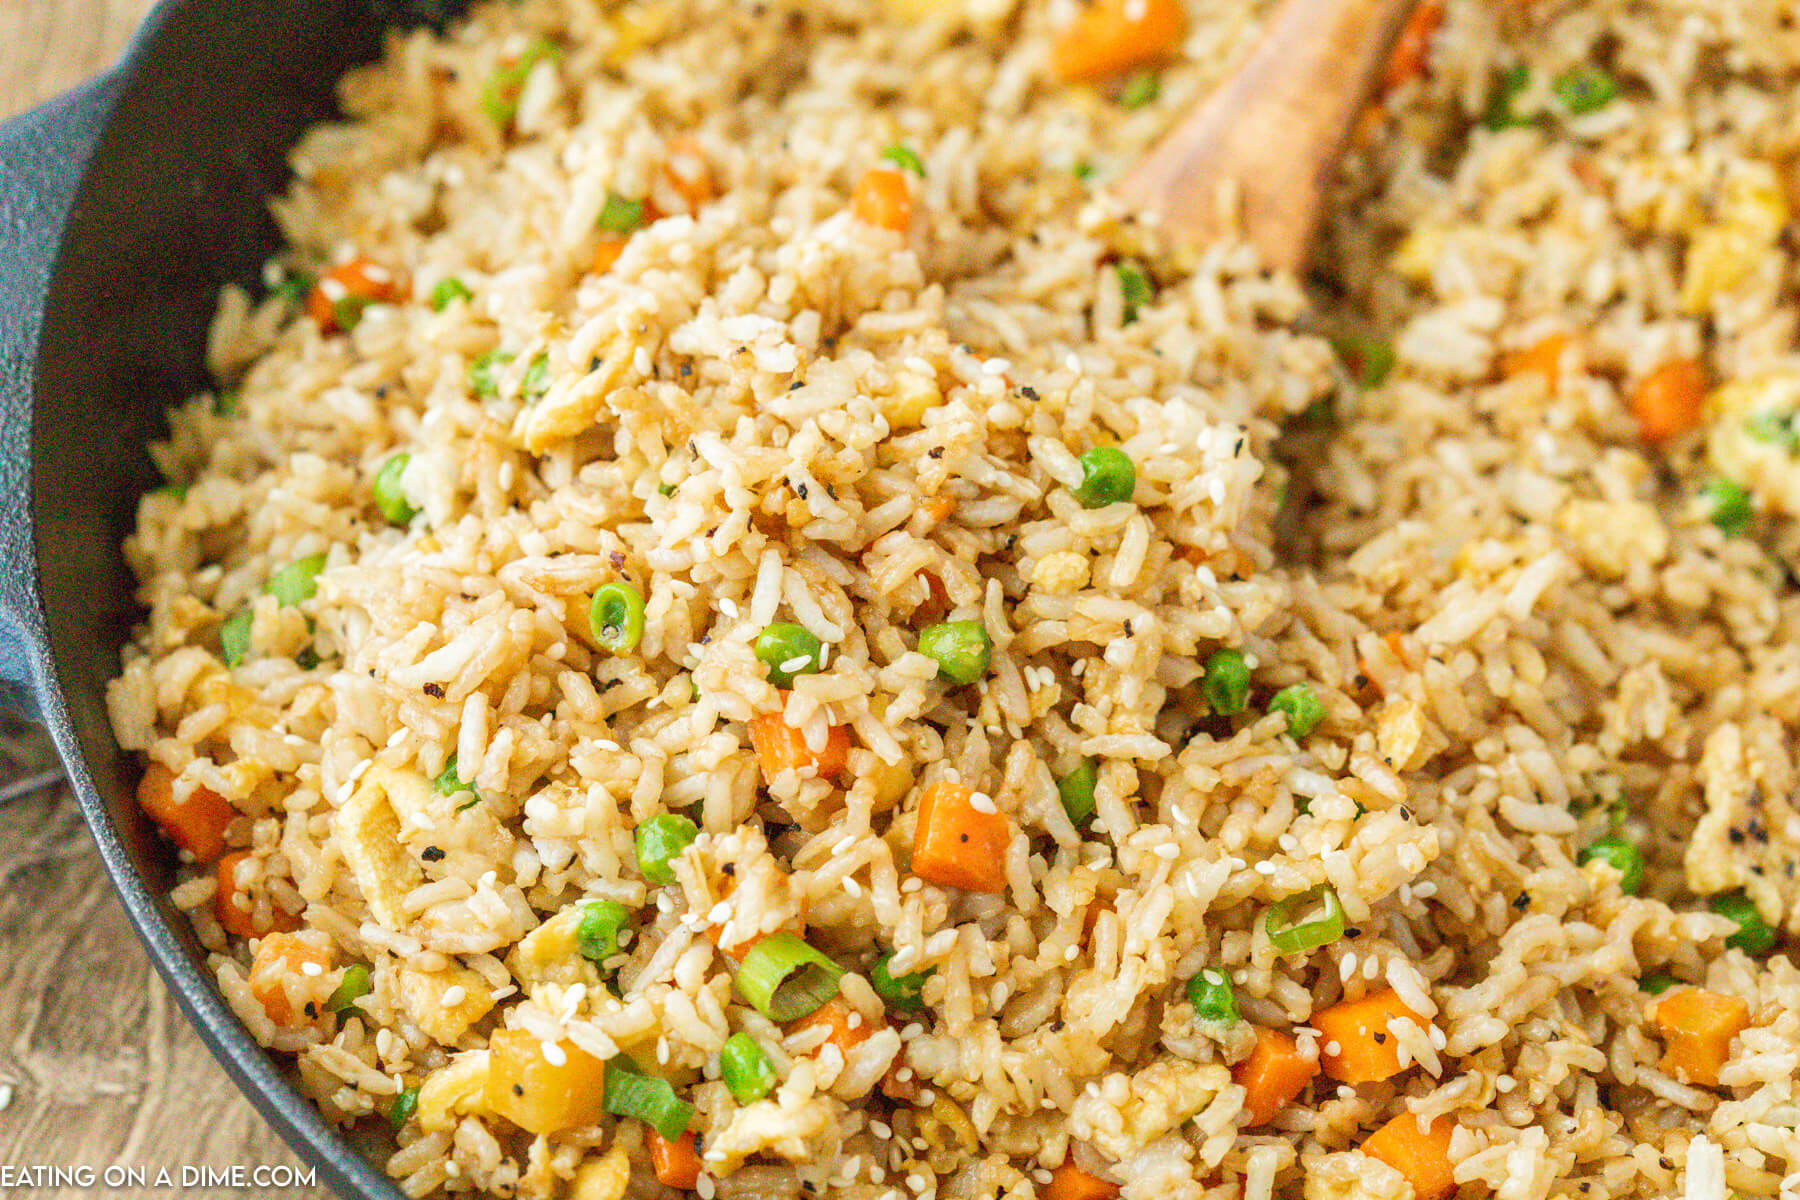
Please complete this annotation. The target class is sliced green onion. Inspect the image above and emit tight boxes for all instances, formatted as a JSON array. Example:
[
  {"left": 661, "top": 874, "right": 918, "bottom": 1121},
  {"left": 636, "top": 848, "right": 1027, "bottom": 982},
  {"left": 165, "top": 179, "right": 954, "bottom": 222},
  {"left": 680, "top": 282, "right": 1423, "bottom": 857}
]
[
  {"left": 1072, "top": 160, "right": 1097, "bottom": 183},
  {"left": 1742, "top": 411, "right": 1800, "bottom": 451},
  {"left": 880, "top": 144, "right": 926, "bottom": 177},
  {"left": 917, "top": 620, "right": 992, "bottom": 685},
  {"left": 1115, "top": 261, "right": 1154, "bottom": 324},
  {"left": 522, "top": 352, "right": 551, "bottom": 400},
  {"left": 373, "top": 453, "right": 418, "bottom": 525},
  {"left": 434, "top": 755, "right": 482, "bottom": 810},
  {"left": 429, "top": 277, "right": 473, "bottom": 312},
  {"left": 734, "top": 932, "right": 844, "bottom": 1022},
  {"left": 326, "top": 964, "right": 373, "bottom": 1015},
  {"left": 1578, "top": 835, "right": 1645, "bottom": 895},
  {"left": 870, "top": 952, "right": 933, "bottom": 1012},
  {"left": 597, "top": 192, "right": 646, "bottom": 235},
  {"left": 1482, "top": 64, "right": 1533, "bottom": 130},
  {"left": 1708, "top": 890, "right": 1774, "bottom": 956},
  {"left": 1185, "top": 969, "right": 1238, "bottom": 1024},
  {"left": 388, "top": 1085, "right": 420, "bottom": 1132},
  {"left": 589, "top": 583, "right": 647, "bottom": 654},
  {"left": 1265, "top": 884, "right": 1346, "bottom": 955},
  {"left": 576, "top": 899, "right": 633, "bottom": 967},
  {"left": 1072, "top": 445, "right": 1136, "bottom": 508},
  {"left": 1118, "top": 70, "right": 1160, "bottom": 109},
  {"left": 266, "top": 554, "right": 327, "bottom": 607},
  {"left": 1639, "top": 971, "right": 1678, "bottom": 995},
  {"left": 754, "top": 622, "right": 823, "bottom": 686},
  {"left": 481, "top": 37, "right": 561, "bottom": 126},
  {"left": 602, "top": 1057, "right": 695, "bottom": 1141},
  {"left": 1553, "top": 66, "right": 1617, "bottom": 115},
  {"left": 1202, "top": 648, "right": 1251, "bottom": 716},
  {"left": 719, "top": 1032, "right": 778, "bottom": 1104},
  {"left": 220, "top": 611, "right": 253, "bottom": 667},
  {"left": 1267, "top": 684, "right": 1326, "bottom": 739},
  {"left": 1702, "top": 478, "right": 1751, "bottom": 537},
  {"left": 270, "top": 271, "right": 313, "bottom": 310},
  {"left": 635, "top": 813, "right": 700, "bottom": 885},
  {"left": 468, "top": 349, "right": 514, "bottom": 399},
  {"left": 1331, "top": 333, "right": 1396, "bottom": 389},
  {"left": 1057, "top": 759, "right": 1099, "bottom": 827}
]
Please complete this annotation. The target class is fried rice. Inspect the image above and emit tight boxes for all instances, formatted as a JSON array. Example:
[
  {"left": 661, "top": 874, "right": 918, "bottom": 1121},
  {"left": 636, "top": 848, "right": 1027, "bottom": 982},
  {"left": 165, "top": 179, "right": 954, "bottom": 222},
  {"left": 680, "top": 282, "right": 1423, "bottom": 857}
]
[{"left": 106, "top": 0, "right": 1800, "bottom": 1197}]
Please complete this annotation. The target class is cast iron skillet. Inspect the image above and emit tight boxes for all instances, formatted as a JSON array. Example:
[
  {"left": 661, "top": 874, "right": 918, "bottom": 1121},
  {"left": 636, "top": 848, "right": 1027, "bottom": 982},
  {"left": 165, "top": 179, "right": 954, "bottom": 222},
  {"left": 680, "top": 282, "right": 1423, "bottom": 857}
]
[{"left": 0, "top": 1, "right": 472, "bottom": 1195}]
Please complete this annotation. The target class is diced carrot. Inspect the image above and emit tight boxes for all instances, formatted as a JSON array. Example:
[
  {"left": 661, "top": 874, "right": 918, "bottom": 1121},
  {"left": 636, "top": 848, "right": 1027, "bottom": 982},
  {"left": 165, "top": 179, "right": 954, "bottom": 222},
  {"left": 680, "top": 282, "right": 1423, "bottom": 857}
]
[
  {"left": 1654, "top": 988, "right": 1751, "bottom": 1087},
  {"left": 136, "top": 762, "right": 236, "bottom": 862},
  {"left": 1232, "top": 1026, "right": 1320, "bottom": 1125},
  {"left": 663, "top": 136, "right": 716, "bottom": 214},
  {"left": 1314, "top": 989, "right": 1432, "bottom": 1084},
  {"left": 851, "top": 168, "right": 914, "bottom": 233},
  {"left": 915, "top": 571, "right": 952, "bottom": 627},
  {"left": 788, "top": 996, "right": 875, "bottom": 1059},
  {"left": 927, "top": 495, "right": 957, "bottom": 522},
  {"left": 1380, "top": 0, "right": 1445, "bottom": 95},
  {"left": 1042, "top": 1160, "right": 1120, "bottom": 1200},
  {"left": 1048, "top": 0, "right": 1187, "bottom": 83},
  {"left": 911, "top": 781, "right": 1010, "bottom": 894},
  {"left": 591, "top": 236, "right": 629, "bottom": 274},
  {"left": 1629, "top": 357, "right": 1707, "bottom": 443},
  {"left": 1383, "top": 629, "right": 1410, "bottom": 669},
  {"left": 247, "top": 931, "right": 334, "bottom": 1026},
  {"left": 880, "top": 1038, "right": 920, "bottom": 1101},
  {"left": 748, "top": 706, "right": 851, "bottom": 784},
  {"left": 215, "top": 850, "right": 301, "bottom": 940},
  {"left": 1361, "top": 1112, "right": 1458, "bottom": 1200},
  {"left": 1501, "top": 332, "right": 1574, "bottom": 389},
  {"left": 649, "top": 1129, "right": 703, "bottom": 1190},
  {"left": 307, "top": 257, "right": 406, "bottom": 333}
]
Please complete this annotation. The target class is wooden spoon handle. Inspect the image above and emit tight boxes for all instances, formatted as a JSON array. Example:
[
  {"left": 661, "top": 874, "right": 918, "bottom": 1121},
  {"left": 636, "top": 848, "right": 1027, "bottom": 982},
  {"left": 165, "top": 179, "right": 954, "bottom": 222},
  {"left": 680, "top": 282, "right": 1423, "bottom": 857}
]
[{"left": 1115, "top": 0, "right": 1418, "bottom": 272}]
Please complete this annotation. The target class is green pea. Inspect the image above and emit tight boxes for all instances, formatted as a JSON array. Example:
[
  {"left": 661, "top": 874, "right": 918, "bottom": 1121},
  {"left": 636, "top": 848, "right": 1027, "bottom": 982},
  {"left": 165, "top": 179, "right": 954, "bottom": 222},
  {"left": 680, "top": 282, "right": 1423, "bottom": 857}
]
[
  {"left": 597, "top": 193, "right": 645, "bottom": 234},
  {"left": 1331, "top": 334, "right": 1396, "bottom": 389},
  {"left": 1702, "top": 479, "right": 1751, "bottom": 537},
  {"left": 333, "top": 295, "right": 374, "bottom": 334},
  {"left": 1267, "top": 684, "right": 1325, "bottom": 739},
  {"left": 522, "top": 353, "right": 550, "bottom": 400},
  {"left": 1118, "top": 70, "right": 1159, "bottom": 109},
  {"left": 635, "top": 813, "right": 700, "bottom": 885},
  {"left": 1482, "top": 64, "right": 1533, "bottom": 130},
  {"left": 1185, "top": 969, "right": 1238, "bottom": 1024},
  {"left": 1709, "top": 891, "right": 1775, "bottom": 956},
  {"left": 220, "top": 611, "right": 253, "bottom": 667},
  {"left": 373, "top": 454, "right": 418, "bottom": 525},
  {"left": 1072, "top": 446, "right": 1136, "bottom": 508},
  {"left": 1578, "top": 836, "right": 1645, "bottom": 895},
  {"left": 870, "top": 952, "right": 933, "bottom": 1012},
  {"left": 917, "top": 620, "right": 991, "bottom": 685},
  {"left": 429, "top": 277, "right": 473, "bottom": 312},
  {"left": 468, "top": 349, "right": 514, "bottom": 398},
  {"left": 266, "top": 554, "right": 327, "bottom": 607},
  {"left": 754, "top": 623, "right": 823, "bottom": 687},
  {"left": 1553, "top": 66, "right": 1617, "bottom": 115},
  {"left": 1639, "top": 972, "right": 1678, "bottom": 995},
  {"left": 1202, "top": 648, "right": 1250, "bottom": 716},
  {"left": 589, "top": 583, "right": 646, "bottom": 655},
  {"left": 576, "top": 899, "right": 634, "bottom": 968},
  {"left": 1057, "top": 759, "right": 1098, "bottom": 827}
]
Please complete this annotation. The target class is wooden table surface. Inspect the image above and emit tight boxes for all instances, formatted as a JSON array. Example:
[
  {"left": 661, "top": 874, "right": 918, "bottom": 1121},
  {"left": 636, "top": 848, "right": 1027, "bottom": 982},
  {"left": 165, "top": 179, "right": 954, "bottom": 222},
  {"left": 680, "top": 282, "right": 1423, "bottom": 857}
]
[{"left": 1, "top": 4, "right": 336, "bottom": 1196}]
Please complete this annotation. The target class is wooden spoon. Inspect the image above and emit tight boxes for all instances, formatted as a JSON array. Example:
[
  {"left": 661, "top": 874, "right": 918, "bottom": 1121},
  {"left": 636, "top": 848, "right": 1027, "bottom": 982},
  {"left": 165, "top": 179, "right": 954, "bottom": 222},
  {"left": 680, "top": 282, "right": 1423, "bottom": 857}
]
[{"left": 1115, "top": 0, "right": 1420, "bottom": 272}]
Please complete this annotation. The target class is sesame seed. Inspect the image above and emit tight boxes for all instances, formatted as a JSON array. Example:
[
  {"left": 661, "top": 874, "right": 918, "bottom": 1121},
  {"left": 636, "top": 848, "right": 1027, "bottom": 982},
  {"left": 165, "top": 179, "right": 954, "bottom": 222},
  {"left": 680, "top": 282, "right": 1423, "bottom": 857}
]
[
  {"left": 1254, "top": 861, "right": 1276, "bottom": 875},
  {"left": 540, "top": 1042, "right": 567, "bottom": 1066},
  {"left": 780, "top": 655, "right": 811, "bottom": 673},
  {"left": 441, "top": 985, "right": 467, "bottom": 1007},
  {"left": 696, "top": 1175, "right": 716, "bottom": 1200},
  {"left": 969, "top": 792, "right": 997, "bottom": 814},
  {"left": 1325, "top": 1042, "right": 1341, "bottom": 1057},
  {"left": 300, "top": 962, "right": 323, "bottom": 977},
  {"left": 719, "top": 598, "right": 740, "bottom": 618}
]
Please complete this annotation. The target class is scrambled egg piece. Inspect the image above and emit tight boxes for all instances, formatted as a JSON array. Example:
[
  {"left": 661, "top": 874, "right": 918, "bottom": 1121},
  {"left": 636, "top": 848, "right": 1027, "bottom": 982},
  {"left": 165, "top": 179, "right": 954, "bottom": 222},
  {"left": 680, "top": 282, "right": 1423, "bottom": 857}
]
[
  {"left": 1680, "top": 162, "right": 1789, "bottom": 313},
  {"left": 1305, "top": 1152, "right": 1412, "bottom": 1200},
  {"left": 417, "top": 1050, "right": 491, "bottom": 1132},
  {"left": 1069, "top": 1061, "right": 1231, "bottom": 1161},
  {"left": 336, "top": 767, "right": 427, "bottom": 929},
  {"left": 1688, "top": 720, "right": 1800, "bottom": 936},
  {"left": 1706, "top": 371, "right": 1800, "bottom": 517},
  {"left": 396, "top": 961, "right": 496, "bottom": 1044}
]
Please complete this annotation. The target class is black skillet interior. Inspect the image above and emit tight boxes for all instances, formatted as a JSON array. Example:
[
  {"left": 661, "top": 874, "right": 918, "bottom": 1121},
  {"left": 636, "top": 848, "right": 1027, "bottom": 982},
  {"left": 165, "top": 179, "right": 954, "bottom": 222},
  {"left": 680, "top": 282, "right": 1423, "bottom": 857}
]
[{"left": 10, "top": 0, "right": 469, "bottom": 1194}]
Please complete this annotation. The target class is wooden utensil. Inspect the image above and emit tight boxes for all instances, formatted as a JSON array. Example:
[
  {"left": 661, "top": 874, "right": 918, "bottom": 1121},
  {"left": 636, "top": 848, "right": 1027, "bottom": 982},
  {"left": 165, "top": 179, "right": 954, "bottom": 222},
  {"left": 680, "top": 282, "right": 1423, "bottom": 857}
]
[{"left": 1115, "top": 0, "right": 1420, "bottom": 272}]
